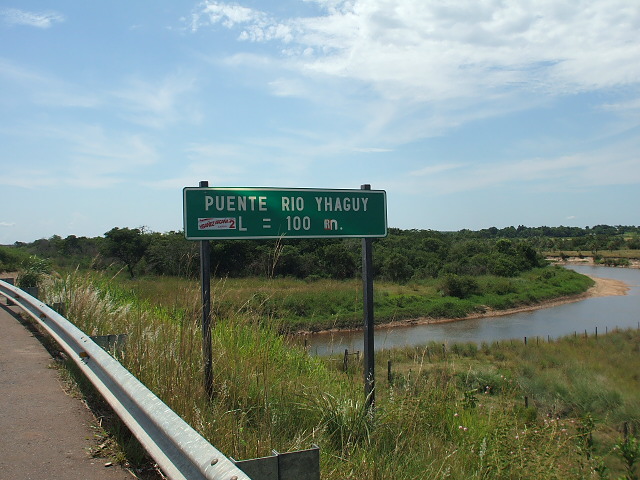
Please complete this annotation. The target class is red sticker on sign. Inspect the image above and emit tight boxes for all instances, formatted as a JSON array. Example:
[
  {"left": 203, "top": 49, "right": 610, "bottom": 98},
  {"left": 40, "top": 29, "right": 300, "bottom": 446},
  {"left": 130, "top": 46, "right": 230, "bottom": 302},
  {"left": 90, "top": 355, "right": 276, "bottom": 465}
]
[{"left": 198, "top": 218, "right": 237, "bottom": 230}]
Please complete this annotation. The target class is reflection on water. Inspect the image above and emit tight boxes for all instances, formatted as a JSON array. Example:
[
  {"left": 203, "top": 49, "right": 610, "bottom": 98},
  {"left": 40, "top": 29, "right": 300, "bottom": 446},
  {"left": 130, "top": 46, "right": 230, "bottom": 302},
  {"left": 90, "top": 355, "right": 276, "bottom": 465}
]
[{"left": 306, "top": 265, "right": 640, "bottom": 355}]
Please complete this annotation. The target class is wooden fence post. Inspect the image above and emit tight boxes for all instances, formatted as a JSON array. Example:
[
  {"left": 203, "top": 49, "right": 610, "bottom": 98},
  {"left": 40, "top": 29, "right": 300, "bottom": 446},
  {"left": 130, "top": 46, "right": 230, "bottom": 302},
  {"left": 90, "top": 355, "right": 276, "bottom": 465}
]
[{"left": 343, "top": 349, "right": 349, "bottom": 373}]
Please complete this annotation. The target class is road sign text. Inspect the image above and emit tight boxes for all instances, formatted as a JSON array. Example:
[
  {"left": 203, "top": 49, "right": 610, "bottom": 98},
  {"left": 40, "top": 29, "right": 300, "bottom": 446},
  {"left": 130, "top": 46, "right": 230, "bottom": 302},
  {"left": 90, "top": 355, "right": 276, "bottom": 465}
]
[{"left": 184, "top": 187, "right": 387, "bottom": 240}]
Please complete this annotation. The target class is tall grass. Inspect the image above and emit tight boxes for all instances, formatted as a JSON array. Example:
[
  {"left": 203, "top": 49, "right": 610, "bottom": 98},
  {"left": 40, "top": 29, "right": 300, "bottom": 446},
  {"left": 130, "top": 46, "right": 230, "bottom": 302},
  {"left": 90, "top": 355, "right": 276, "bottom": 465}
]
[
  {"left": 44, "top": 272, "right": 338, "bottom": 459},
  {"left": 42, "top": 272, "right": 639, "bottom": 479}
]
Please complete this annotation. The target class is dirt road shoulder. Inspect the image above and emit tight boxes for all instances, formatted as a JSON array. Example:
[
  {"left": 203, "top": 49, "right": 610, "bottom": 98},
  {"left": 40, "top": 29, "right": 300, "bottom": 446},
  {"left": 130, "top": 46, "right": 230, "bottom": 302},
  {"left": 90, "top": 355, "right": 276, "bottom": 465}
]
[{"left": 0, "top": 302, "right": 134, "bottom": 480}]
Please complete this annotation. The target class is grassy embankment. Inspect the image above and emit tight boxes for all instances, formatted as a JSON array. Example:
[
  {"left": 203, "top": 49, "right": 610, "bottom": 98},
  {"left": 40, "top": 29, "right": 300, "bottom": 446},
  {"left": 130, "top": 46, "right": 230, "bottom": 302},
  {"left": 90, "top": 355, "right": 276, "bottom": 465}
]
[
  {"left": 104, "top": 265, "right": 593, "bottom": 333},
  {"left": 39, "top": 269, "right": 640, "bottom": 479}
]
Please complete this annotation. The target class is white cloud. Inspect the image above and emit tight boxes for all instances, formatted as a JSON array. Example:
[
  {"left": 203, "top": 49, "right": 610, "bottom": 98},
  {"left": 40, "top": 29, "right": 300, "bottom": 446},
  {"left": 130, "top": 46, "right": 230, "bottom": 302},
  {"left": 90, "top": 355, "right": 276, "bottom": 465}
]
[
  {"left": 192, "top": 0, "right": 640, "bottom": 142},
  {"left": 0, "top": 222, "right": 16, "bottom": 227},
  {"left": 198, "top": 3, "right": 259, "bottom": 29},
  {"left": 1, "top": 8, "right": 64, "bottom": 28},
  {"left": 192, "top": 2, "right": 294, "bottom": 42}
]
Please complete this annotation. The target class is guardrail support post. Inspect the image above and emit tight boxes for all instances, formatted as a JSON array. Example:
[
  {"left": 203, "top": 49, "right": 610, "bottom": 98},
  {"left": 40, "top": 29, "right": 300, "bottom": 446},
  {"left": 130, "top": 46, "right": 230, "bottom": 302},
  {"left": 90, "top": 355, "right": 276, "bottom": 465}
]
[{"left": 1, "top": 278, "right": 15, "bottom": 305}]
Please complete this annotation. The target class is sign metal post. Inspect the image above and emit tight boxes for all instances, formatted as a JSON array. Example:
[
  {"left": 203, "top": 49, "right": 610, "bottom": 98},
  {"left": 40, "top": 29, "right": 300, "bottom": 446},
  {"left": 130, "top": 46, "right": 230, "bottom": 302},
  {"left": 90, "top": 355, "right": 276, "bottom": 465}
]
[
  {"left": 361, "top": 184, "right": 375, "bottom": 412},
  {"left": 198, "top": 181, "right": 214, "bottom": 399}
]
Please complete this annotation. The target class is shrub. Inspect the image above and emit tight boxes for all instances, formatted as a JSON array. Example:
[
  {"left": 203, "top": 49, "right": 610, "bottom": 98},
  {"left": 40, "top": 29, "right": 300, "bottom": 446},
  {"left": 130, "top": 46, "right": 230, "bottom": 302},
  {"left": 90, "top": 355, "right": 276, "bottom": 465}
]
[
  {"left": 0, "top": 245, "right": 28, "bottom": 273},
  {"left": 382, "top": 252, "right": 414, "bottom": 283},
  {"left": 601, "top": 258, "right": 631, "bottom": 267},
  {"left": 440, "top": 274, "right": 480, "bottom": 299},
  {"left": 16, "top": 256, "right": 51, "bottom": 288}
]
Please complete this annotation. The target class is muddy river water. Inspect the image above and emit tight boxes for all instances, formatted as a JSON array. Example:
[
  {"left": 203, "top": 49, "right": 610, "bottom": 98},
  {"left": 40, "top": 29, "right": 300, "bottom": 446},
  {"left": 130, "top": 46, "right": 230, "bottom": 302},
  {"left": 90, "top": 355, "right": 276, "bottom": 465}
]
[{"left": 305, "top": 265, "right": 640, "bottom": 355}]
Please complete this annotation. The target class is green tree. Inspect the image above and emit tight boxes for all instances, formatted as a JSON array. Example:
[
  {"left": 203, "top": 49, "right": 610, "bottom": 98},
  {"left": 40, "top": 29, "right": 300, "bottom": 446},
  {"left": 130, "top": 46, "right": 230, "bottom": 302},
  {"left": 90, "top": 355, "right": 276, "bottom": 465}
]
[
  {"left": 320, "top": 242, "right": 359, "bottom": 280},
  {"left": 102, "top": 227, "right": 149, "bottom": 278},
  {"left": 145, "top": 231, "right": 198, "bottom": 277},
  {"left": 382, "top": 252, "right": 414, "bottom": 283},
  {"left": 495, "top": 238, "right": 514, "bottom": 254}
]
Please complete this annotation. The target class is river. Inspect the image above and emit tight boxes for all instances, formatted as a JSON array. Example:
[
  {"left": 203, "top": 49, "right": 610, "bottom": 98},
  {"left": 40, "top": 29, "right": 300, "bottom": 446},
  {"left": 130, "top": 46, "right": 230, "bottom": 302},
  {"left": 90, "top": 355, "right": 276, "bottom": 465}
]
[{"left": 305, "top": 265, "right": 640, "bottom": 355}]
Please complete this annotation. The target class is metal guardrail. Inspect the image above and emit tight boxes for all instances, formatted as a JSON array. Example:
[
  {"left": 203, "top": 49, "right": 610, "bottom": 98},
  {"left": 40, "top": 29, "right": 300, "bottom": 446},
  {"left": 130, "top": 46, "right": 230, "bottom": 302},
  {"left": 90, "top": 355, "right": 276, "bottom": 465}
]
[{"left": 0, "top": 279, "right": 252, "bottom": 480}]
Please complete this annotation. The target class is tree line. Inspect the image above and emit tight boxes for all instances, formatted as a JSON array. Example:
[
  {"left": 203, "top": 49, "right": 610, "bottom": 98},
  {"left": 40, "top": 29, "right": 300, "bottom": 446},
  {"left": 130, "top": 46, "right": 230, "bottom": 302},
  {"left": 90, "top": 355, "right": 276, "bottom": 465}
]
[
  {"left": 2, "top": 224, "right": 638, "bottom": 282},
  {"left": 469, "top": 224, "right": 640, "bottom": 239}
]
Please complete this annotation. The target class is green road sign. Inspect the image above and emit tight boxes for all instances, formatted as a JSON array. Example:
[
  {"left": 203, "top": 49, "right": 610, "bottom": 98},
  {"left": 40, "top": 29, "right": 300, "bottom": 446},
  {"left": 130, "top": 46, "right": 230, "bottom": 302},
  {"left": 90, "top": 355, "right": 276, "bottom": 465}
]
[{"left": 183, "top": 187, "right": 387, "bottom": 240}]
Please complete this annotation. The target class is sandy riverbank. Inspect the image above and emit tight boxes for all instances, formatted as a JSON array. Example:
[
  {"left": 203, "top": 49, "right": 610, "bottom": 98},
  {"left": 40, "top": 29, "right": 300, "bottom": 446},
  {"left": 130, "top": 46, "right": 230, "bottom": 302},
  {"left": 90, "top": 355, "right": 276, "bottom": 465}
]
[
  {"left": 458, "top": 274, "right": 628, "bottom": 320},
  {"left": 383, "top": 275, "right": 629, "bottom": 329}
]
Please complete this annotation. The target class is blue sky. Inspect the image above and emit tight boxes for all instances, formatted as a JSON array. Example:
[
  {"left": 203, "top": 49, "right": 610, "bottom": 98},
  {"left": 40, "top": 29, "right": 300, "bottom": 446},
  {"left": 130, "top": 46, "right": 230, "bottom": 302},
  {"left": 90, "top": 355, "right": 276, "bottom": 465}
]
[{"left": 1, "top": 0, "right": 639, "bottom": 243}]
